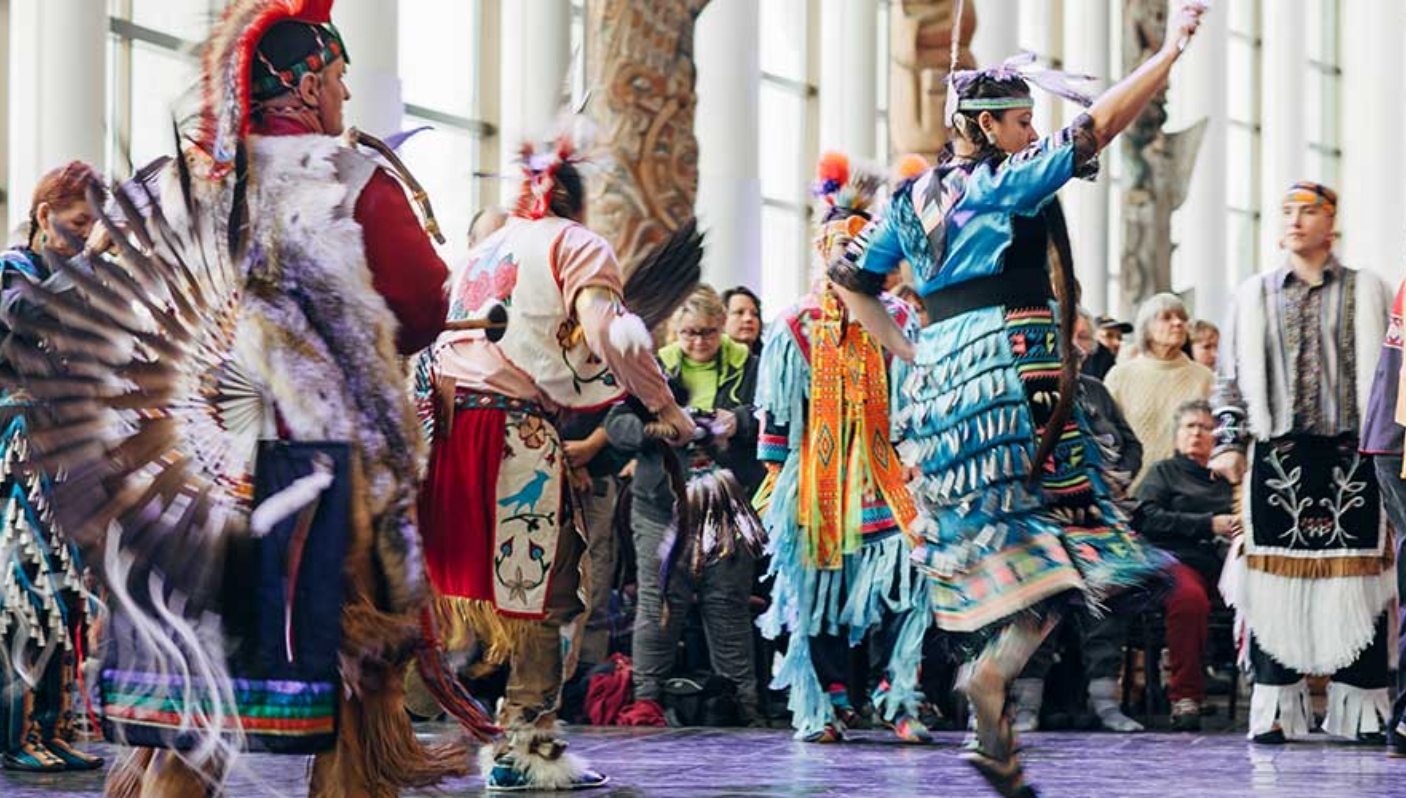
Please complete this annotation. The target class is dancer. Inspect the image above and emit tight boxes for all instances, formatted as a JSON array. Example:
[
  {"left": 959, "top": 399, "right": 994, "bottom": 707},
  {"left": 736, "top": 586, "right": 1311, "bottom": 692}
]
[
  {"left": 416, "top": 134, "right": 697, "bottom": 790},
  {"left": 1, "top": 2, "right": 505, "bottom": 795},
  {"left": 827, "top": 3, "right": 1206, "bottom": 794},
  {"left": 1213, "top": 181, "right": 1395, "bottom": 745},
  {"left": 755, "top": 152, "right": 929, "bottom": 744},
  {"left": 0, "top": 162, "right": 105, "bottom": 774}
]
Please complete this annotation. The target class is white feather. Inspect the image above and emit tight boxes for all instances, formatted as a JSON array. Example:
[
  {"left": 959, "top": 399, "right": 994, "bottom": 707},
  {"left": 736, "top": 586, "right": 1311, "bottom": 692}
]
[{"left": 608, "top": 312, "right": 652, "bottom": 357}]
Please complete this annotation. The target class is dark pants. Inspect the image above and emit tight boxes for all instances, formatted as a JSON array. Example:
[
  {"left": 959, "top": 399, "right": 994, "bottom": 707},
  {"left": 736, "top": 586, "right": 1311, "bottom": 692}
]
[
  {"left": 1372, "top": 455, "right": 1406, "bottom": 743},
  {"left": 630, "top": 508, "right": 759, "bottom": 718},
  {"left": 1020, "top": 610, "right": 1128, "bottom": 682}
]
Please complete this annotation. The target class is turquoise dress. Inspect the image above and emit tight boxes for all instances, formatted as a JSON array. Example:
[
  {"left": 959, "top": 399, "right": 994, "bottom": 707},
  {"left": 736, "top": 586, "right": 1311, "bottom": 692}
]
[
  {"left": 0, "top": 247, "right": 91, "bottom": 757},
  {"left": 830, "top": 114, "right": 1168, "bottom": 637}
]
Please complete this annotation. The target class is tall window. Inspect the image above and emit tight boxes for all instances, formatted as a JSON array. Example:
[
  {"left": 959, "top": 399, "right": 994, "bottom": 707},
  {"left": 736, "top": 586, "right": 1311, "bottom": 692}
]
[
  {"left": 759, "top": 0, "right": 817, "bottom": 318},
  {"left": 107, "top": 1, "right": 212, "bottom": 175},
  {"left": 1303, "top": 0, "right": 1341, "bottom": 191},
  {"left": 397, "top": 0, "right": 486, "bottom": 267},
  {"left": 1226, "top": 0, "right": 1261, "bottom": 278}
]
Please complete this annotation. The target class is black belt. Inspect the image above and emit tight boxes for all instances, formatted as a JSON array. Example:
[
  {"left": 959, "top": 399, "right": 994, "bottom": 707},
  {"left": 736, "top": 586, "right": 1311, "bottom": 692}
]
[{"left": 922, "top": 269, "right": 1053, "bottom": 325}]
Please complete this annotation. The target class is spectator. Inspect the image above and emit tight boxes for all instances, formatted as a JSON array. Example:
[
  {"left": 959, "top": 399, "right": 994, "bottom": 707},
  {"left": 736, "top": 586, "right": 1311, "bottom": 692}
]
[
  {"left": 1188, "top": 319, "right": 1220, "bottom": 371},
  {"left": 607, "top": 285, "right": 764, "bottom": 726},
  {"left": 1011, "top": 307, "right": 1146, "bottom": 733},
  {"left": 722, "top": 286, "right": 764, "bottom": 356},
  {"left": 466, "top": 205, "right": 507, "bottom": 249},
  {"left": 1104, "top": 293, "right": 1214, "bottom": 485},
  {"left": 1082, "top": 315, "right": 1132, "bottom": 380},
  {"left": 1133, "top": 399, "right": 1236, "bottom": 731}
]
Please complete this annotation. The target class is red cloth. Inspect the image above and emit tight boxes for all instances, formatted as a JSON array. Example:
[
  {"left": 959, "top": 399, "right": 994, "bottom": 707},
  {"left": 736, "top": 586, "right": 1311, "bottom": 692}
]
[
  {"left": 418, "top": 407, "right": 505, "bottom": 600},
  {"left": 615, "top": 698, "right": 667, "bottom": 728},
  {"left": 586, "top": 654, "right": 634, "bottom": 726},
  {"left": 249, "top": 115, "right": 449, "bottom": 354},
  {"left": 1163, "top": 562, "right": 1213, "bottom": 703}
]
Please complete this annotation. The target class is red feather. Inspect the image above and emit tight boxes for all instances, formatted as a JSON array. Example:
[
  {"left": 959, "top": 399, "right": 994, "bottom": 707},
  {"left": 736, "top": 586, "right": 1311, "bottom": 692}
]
[{"left": 816, "top": 151, "right": 850, "bottom": 188}]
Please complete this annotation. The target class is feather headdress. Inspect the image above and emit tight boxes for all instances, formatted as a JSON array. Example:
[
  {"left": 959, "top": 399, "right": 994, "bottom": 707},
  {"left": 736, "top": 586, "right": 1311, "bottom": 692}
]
[
  {"left": 812, "top": 151, "right": 884, "bottom": 224},
  {"left": 192, "top": 0, "right": 336, "bottom": 180}
]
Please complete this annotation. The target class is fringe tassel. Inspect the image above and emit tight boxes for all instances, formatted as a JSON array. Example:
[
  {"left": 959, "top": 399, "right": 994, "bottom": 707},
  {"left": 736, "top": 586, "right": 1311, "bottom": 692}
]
[
  {"left": 1234, "top": 566, "right": 1396, "bottom": 675},
  {"left": 415, "top": 606, "right": 501, "bottom": 743},
  {"left": 433, "top": 595, "right": 527, "bottom": 667},
  {"left": 769, "top": 632, "right": 832, "bottom": 739},
  {"left": 1322, "top": 681, "right": 1391, "bottom": 740},
  {"left": 1247, "top": 680, "right": 1313, "bottom": 739},
  {"left": 872, "top": 595, "right": 932, "bottom": 723}
]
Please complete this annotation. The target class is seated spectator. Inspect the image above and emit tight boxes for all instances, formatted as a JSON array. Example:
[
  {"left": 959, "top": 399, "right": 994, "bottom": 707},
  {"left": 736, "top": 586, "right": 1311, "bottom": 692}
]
[
  {"left": 1012, "top": 308, "right": 1145, "bottom": 733},
  {"left": 1105, "top": 293, "right": 1214, "bottom": 486},
  {"left": 1133, "top": 399, "right": 1237, "bottom": 731},
  {"left": 1188, "top": 319, "right": 1220, "bottom": 371}
]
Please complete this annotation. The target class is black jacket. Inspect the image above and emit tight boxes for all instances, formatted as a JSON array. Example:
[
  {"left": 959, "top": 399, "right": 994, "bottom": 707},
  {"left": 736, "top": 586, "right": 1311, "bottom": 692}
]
[{"left": 1133, "top": 453, "right": 1233, "bottom": 576}]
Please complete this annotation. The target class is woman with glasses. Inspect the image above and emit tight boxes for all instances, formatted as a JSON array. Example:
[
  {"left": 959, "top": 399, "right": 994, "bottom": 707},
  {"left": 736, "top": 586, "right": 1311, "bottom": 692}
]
[
  {"left": 1133, "top": 400, "right": 1236, "bottom": 731},
  {"left": 606, "top": 285, "right": 765, "bottom": 726}
]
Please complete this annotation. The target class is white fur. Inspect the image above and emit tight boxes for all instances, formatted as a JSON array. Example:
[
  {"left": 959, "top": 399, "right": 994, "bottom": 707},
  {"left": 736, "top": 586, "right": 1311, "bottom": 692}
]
[
  {"left": 478, "top": 739, "right": 602, "bottom": 791},
  {"left": 249, "top": 465, "right": 335, "bottom": 536},
  {"left": 608, "top": 312, "right": 652, "bottom": 358}
]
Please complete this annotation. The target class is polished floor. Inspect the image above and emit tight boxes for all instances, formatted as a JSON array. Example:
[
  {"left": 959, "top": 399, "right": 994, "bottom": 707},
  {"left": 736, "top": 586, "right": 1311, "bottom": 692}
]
[{"left": 4, "top": 724, "right": 1402, "bottom": 797}]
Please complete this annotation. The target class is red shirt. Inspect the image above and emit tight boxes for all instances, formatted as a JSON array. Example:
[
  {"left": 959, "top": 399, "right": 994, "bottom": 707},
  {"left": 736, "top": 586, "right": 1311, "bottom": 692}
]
[{"left": 251, "top": 115, "right": 449, "bottom": 354}]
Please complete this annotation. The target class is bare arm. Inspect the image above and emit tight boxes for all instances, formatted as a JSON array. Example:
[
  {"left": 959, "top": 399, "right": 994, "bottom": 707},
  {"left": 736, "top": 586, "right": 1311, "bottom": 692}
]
[
  {"left": 1087, "top": 1, "right": 1207, "bottom": 150},
  {"left": 831, "top": 285, "right": 916, "bottom": 363}
]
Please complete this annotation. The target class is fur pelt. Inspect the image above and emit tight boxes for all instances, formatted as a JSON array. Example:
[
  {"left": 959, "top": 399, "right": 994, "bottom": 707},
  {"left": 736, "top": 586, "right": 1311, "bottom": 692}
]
[
  {"left": 235, "top": 134, "right": 430, "bottom": 613},
  {"left": 479, "top": 725, "right": 599, "bottom": 791}
]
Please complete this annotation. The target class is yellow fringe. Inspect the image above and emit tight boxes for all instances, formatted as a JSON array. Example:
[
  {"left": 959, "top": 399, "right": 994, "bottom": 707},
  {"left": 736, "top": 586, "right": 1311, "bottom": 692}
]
[
  {"left": 434, "top": 595, "right": 529, "bottom": 667},
  {"left": 1246, "top": 554, "right": 1389, "bottom": 579}
]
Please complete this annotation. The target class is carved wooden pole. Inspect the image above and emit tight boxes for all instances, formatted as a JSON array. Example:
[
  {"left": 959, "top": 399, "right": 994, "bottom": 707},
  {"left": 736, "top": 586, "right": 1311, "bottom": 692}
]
[
  {"left": 889, "top": 0, "right": 977, "bottom": 162},
  {"left": 583, "top": 0, "right": 710, "bottom": 276}
]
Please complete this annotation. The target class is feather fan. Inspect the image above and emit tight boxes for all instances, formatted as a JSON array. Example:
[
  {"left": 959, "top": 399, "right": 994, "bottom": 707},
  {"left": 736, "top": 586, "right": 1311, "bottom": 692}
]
[{"left": 621, "top": 217, "right": 704, "bottom": 332}]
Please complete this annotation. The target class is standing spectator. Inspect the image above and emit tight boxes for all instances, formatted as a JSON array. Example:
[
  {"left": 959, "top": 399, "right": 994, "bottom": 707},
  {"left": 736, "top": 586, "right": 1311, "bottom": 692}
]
[
  {"left": 561, "top": 408, "right": 630, "bottom": 667},
  {"left": 608, "top": 286, "right": 765, "bottom": 726},
  {"left": 1105, "top": 293, "right": 1214, "bottom": 485},
  {"left": 1133, "top": 400, "right": 1236, "bottom": 731},
  {"left": 1361, "top": 273, "right": 1406, "bottom": 757},
  {"left": 722, "top": 286, "right": 764, "bottom": 356},
  {"left": 1212, "top": 181, "right": 1394, "bottom": 745},
  {"left": 1082, "top": 316, "right": 1132, "bottom": 380},
  {"left": 1189, "top": 319, "right": 1221, "bottom": 370}
]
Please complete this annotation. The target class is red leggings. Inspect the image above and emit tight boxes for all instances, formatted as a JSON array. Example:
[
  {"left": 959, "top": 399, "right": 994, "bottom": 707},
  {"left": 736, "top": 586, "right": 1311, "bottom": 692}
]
[{"left": 1164, "top": 563, "right": 1212, "bottom": 703}]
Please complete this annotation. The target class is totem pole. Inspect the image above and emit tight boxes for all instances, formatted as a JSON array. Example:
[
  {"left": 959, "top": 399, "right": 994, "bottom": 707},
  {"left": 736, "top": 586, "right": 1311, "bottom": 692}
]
[{"left": 889, "top": 0, "right": 977, "bottom": 162}]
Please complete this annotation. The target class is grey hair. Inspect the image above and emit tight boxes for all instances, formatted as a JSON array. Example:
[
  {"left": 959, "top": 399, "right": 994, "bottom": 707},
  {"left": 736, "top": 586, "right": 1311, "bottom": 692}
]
[
  {"left": 1076, "top": 305, "right": 1095, "bottom": 328},
  {"left": 1134, "top": 292, "right": 1190, "bottom": 353},
  {"left": 1173, "top": 398, "right": 1213, "bottom": 433}
]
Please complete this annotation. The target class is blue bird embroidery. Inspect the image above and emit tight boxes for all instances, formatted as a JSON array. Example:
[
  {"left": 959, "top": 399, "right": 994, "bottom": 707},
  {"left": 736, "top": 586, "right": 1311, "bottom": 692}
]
[{"left": 499, "top": 469, "right": 550, "bottom": 515}]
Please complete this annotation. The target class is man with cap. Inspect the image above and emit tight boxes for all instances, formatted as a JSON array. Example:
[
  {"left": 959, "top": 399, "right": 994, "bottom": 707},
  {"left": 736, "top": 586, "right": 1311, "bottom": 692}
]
[
  {"left": 1082, "top": 316, "right": 1132, "bottom": 380},
  {"left": 1212, "top": 181, "right": 1396, "bottom": 747}
]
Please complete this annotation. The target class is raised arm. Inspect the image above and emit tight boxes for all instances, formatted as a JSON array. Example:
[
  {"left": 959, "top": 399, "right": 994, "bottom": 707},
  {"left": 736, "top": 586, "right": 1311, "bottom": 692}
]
[{"left": 1087, "top": 1, "right": 1207, "bottom": 151}]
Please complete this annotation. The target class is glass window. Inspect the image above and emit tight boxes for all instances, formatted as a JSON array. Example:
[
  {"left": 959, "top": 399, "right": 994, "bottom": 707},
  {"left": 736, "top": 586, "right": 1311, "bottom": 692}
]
[
  {"left": 761, "top": 204, "right": 805, "bottom": 320},
  {"left": 400, "top": 114, "right": 479, "bottom": 268},
  {"left": 760, "top": 81, "right": 806, "bottom": 200},
  {"left": 398, "top": 0, "right": 477, "bottom": 117},
  {"left": 760, "top": 0, "right": 808, "bottom": 80},
  {"left": 128, "top": 42, "right": 200, "bottom": 170},
  {"left": 130, "top": 0, "right": 218, "bottom": 41}
]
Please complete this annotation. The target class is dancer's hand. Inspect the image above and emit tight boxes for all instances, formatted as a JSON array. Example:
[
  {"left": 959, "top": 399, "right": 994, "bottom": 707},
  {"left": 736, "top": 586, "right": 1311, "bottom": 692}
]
[
  {"left": 1209, "top": 450, "right": 1246, "bottom": 485},
  {"left": 1163, "top": 0, "right": 1208, "bottom": 57},
  {"left": 657, "top": 403, "right": 698, "bottom": 447}
]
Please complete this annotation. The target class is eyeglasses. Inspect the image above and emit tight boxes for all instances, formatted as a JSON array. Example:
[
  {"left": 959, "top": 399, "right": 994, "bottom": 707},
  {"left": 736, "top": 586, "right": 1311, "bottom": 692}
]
[{"left": 679, "top": 327, "right": 720, "bottom": 340}]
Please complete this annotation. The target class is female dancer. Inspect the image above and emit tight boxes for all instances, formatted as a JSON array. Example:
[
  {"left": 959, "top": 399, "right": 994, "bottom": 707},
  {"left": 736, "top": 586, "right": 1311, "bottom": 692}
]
[{"left": 828, "top": 3, "right": 1206, "bottom": 795}]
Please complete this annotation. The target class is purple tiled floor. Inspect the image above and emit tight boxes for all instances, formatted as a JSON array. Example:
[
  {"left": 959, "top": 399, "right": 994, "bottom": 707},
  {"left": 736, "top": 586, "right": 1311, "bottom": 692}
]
[{"left": 3, "top": 725, "right": 1401, "bottom": 797}]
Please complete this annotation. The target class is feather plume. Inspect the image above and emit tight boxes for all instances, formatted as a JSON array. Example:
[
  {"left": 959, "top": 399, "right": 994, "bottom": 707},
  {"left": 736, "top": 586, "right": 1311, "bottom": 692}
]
[{"left": 620, "top": 217, "right": 704, "bottom": 331}]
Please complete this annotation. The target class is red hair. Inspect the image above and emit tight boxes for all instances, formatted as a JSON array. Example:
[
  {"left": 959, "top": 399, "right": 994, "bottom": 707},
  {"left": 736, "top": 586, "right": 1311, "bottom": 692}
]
[{"left": 28, "top": 160, "right": 100, "bottom": 249}]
